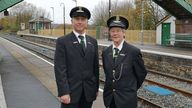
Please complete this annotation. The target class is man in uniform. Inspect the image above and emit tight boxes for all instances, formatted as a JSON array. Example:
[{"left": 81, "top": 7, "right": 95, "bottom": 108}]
[
  {"left": 102, "top": 16, "right": 147, "bottom": 108},
  {"left": 54, "top": 6, "right": 99, "bottom": 108}
]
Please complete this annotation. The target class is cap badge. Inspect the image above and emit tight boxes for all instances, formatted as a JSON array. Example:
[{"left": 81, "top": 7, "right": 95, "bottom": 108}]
[
  {"left": 114, "top": 16, "right": 120, "bottom": 23},
  {"left": 77, "top": 7, "right": 84, "bottom": 12}
]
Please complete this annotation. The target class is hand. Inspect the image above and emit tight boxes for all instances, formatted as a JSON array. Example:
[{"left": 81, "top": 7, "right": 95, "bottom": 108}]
[
  {"left": 96, "top": 92, "right": 99, "bottom": 96},
  {"left": 60, "top": 94, "right": 71, "bottom": 104}
]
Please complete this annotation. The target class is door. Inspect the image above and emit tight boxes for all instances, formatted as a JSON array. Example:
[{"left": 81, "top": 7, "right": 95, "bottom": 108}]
[{"left": 161, "top": 23, "right": 171, "bottom": 45}]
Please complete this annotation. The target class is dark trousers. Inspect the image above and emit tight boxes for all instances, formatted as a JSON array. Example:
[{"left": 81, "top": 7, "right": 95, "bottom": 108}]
[
  {"left": 61, "top": 91, "right": 93, "bottom": 108},
  {"left": 109, "top": 97, "right": 117, "bottom": 108}
]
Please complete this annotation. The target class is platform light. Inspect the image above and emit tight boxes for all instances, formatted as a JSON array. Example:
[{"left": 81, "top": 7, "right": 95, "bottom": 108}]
[
  {"left": 4, "top": 10, "right": 9, "bottom": 16},
  {"left": 60, "top": 3, "right": 66, "bottom": 35}
]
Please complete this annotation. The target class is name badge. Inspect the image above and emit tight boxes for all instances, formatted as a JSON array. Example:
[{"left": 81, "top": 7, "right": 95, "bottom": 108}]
[
  {"left": 120, "top": 53, "right": 125, "bottom": 56},
  {"left": 73, "top": 41, "right": 78, "bottom": 44}
]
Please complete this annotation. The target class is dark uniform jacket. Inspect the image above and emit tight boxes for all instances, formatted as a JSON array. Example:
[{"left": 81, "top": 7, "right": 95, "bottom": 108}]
[
  {"left": 102, "top": 41, "right": 147, "bottom": 108},
  {"left": 54, "top": 32, "right": 99, "bottom": 103}
]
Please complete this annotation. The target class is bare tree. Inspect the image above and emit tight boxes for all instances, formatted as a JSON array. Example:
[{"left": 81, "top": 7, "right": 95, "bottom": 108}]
[
  {"left": 112, "top": 0, "right": 134, "bottom": 16},
  {"left": 91, "top": 0, "right": 166, "bottom": 30},
  {"left": 90, "top": 1, "right": 109, "bottom": 26},
  {"left": 8, "top": 1, "right": 50, "bottom": 30},
  {"left": 148, "top": 0, "right": 167, "bottom": 25},
  {"left": 10, "top": 1, "right": 50, "bottom": 18},
  {"left": 91, "top": 0, "right": 134, "bottom": 26}
]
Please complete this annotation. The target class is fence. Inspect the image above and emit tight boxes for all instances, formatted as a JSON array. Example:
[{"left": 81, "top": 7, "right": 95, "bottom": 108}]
[
  {"left": 125, "top": 30, "right": 156, "bottom": 45},
  {"left": 169, "top": 33, "right": 192, "bottom": 48},
  {"left": 26, "top": 27, "right": 156, "bottom": 45}
]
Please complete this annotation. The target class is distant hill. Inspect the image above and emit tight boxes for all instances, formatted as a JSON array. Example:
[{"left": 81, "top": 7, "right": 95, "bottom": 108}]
[
  {"left": 54, "top": 23, "right": 71, "bottom": 29},
  {"left": 51, "top": 23, "right": 61, "bottom": 29}
]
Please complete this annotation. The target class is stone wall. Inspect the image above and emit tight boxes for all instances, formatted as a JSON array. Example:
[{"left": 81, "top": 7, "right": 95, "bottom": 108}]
[
  {"left": 99, "top": 45, "right": 192, "bottom": 80},
  {"left": 18, "top": 34, "right": 57, "bottom": 47},
  {"left": 142, "top": 52, "right": 192, "bottom": 79}
]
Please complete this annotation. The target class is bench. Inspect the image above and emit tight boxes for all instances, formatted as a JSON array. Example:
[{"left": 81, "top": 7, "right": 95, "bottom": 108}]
[{"left": 166, "top": 33, "right": 192, "bottom": 48}]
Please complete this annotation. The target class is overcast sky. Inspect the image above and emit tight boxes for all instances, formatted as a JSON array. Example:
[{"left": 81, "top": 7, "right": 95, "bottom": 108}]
[
  {"left": 24, "top": 0, "right": 134, "bottom": 24},
  {"left": 24, "top": 0, "right": 104, "bottom": 24}
]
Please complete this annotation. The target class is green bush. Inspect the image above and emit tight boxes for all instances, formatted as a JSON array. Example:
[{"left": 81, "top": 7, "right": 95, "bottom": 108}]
[{"left": 10, "top": 24, "right": 19, "bottom": 32}]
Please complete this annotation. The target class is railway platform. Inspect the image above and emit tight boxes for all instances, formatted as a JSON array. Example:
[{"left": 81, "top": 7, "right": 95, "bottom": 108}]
[
  {"left": 0, "top": 37, "right": 104, "bottom": 108},
  {"left": 0, "top": 37, "right": 60, "bottom": 108},
  {"left": 98, "top": 39, "right": 192, "bottom": 57}
]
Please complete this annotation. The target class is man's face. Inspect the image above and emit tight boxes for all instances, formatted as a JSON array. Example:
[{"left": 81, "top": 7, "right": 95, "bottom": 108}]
[
  {"left": 110, "top": 27, "right": 125, "bottom": 43},
  {"left": 71, "top": 16, "right": 88, "bottom": 34}
]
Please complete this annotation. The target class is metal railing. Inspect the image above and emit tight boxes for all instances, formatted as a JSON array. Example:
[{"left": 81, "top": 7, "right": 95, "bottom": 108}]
[{"left": 170, "top": 33, "right": 192, "bottom": 42}]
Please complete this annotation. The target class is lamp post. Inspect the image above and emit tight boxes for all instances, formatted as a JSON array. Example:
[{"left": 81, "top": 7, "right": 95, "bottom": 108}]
[
  {"left": 141, "top": 0, "right": 144, "bottom": 45},
  {"left": 108, "top": 0, "right": 112, "bottom": 41},
  {"left": 50, "top": 7, "right": 54, "bottom": 35},
  {"left": 109, "top": 0, "right": 111, "bottom": 18},
  {"left": 60, "top": 3, "right": 66, "bottom": 35},
  {"left": 50, "top": 7, "right": 54, "bottom": 22}
]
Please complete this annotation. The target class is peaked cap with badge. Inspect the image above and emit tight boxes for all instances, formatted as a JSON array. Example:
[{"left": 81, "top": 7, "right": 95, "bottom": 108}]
[
  {"left": 70, "top": 6, "right": 91, "bottom": 19},
  {"left": 107, "top": 16, "right": 129, "bottom": 30}
]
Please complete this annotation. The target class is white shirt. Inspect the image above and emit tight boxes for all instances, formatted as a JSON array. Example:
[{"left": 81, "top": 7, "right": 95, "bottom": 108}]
[
  {"left": 73, "top": 30, "right": 87, "bottom": 47},
  {"left": 112, "top": 40, "right": 124, "bottom": 56}
]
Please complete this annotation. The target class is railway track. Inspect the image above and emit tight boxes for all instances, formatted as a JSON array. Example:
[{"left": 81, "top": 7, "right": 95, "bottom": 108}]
[
  {"left": 137, "top": 96, "right": 164, "bottom": 108},
  {"left": 3, "top": 35, "right": 192, "bottom": 107},
  {"left": 146, "top": 69, "right": 192, "bottom": 97},
  {"left": 99, "top": 67, "right": 192, "bottom": 97},
  {"left": 99, "top": 66, "right": 192, "bottom": 98},
  {"left": 145, "top": 78, "right": 192, "bottom": 97},
  {"left": 148, "top": 69, "right": 192, "bottom": 83}
]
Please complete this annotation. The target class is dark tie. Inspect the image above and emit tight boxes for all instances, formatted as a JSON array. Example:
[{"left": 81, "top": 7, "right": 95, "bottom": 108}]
[
  {"left": 78, "top": 35, "right": 85, "bottom": 52},
  {"left": 113, "top": 48, "right": 119, "bottom": 64}
]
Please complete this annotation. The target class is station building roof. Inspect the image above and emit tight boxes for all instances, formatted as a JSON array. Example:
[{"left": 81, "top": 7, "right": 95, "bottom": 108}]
[
  {"left": 29, "top": 16, "right": 52, "bottom": 23},
  {"left": 153, "top": 0, "right": 192, "bottom": 19},
  {"left": 0, "top": 0, "right": 23, "bottom": 12}
]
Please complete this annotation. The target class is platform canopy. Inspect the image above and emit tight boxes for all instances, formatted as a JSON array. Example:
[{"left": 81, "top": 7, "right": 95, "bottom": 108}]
[
  {"left": 153, "top": 0, "right": 192, "bottom": 19},
  {"left": 0, "top": 0, "right": 23, "bottom": 12}
]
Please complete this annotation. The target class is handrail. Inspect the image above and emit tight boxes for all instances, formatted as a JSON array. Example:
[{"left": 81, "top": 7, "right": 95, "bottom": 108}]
[
  {"left": 170, "top": 34, "right": 192, "bottom": 40},
  {"left": 170, "top": 33, "right": 192, "bottom": 36}
]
